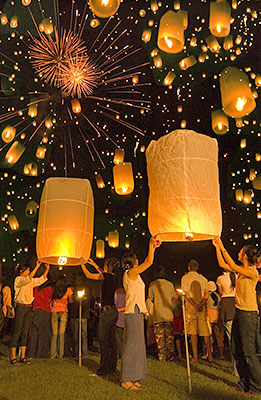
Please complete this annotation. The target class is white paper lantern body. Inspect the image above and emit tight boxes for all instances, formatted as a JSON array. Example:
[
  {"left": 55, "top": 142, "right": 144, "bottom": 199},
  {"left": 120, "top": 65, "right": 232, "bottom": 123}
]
[
  {"left": 146, "top": 129, "right": 222, "bottom": 241},
  {"left": 36, "top": 177, "right": 94, "bottom": 265}
]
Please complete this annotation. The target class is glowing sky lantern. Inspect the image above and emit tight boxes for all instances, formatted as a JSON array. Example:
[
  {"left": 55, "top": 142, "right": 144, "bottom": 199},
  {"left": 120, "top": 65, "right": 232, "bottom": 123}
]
[
  {"left": 25, "top": 200, "right": 38, "bottom": 218},
  {"left": 36, "top": 178, "right": 94, "bottom": 266},
  {"left": 206, "top": 35, "right": 221, "bottom": 52},
  {"left": 71, "top": 98, "right": 81, "bottom": 114},
  {"left": 235, "top": 189, "right": 243, "bottom": 202},
  {"left": 220, "top": 67, "right": 256, "bottom": 118},
  {"left": 8, "top": 215, "right": 19, "bottom": 231},
  {"left": 211, "top": 109, "right": 229, "bottom": 134},
  {"left": 179, "top": 55, "right": 197, "bottom": 70},
  {"left": 113, "top": 162, "right": 134, "bottom": 195},
  {"left": 108, "top": 230, "right": 119, "bottom": 248},
  {"left": 113, "top": 148, "right": 125, "bottom": 164},
  {"left": 146, "top": 130, "right": 222, "bottom": 241},
  {"left": 96, "top": 239, "right": 105, "bottom": 258},
  {"left": 2, "top": 126, "right": 16, "bottom": 143},
  {"left": 209, "top": 0, "right": 231, "bottom": 37},
  {"left": 95, "top": 174, "right": 105, "bottom": 189},
  {"left": 89, "top": 0, "right": 121, "bottom": 18},
  {"left": 36, "top": 145, "right": 47, "bottom": 159},
  {"left": 157, "top": 10, "right": 188, "bottom": 54},
  {"left": 28, "top": 104, "right": 38, "bottom": 118},
  {"left": 5, "top": 141, "right": 25, "bottom": 165},
  {"left": 163, "top": 71, "right": 176, "bottom": 86}
]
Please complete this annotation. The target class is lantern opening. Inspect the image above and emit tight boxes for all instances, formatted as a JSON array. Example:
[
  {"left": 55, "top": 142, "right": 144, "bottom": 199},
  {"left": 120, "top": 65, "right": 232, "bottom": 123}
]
[{"left": 235, "top": 97, "right": 247, "bottom": 112}]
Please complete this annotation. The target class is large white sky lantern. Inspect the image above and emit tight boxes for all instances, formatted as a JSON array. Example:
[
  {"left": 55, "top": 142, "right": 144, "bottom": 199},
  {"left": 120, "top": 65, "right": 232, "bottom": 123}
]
[
  {"left": 36, "top": 177, "right": 94, "bottom": 266},
  {"left": 146, "top": 130, "right": 222, "bottom": 241}
]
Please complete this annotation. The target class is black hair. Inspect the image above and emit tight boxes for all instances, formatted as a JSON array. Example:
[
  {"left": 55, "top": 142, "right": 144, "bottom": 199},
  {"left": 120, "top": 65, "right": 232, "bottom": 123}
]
[
  {"left": 53, "top": 275, "right": 68, "bottom": 299},
  {"left": 121, "top": 252, "right": 137, "bottom": 270},
  {"left": 230, "top": 272, "right": 236, "bottom": 288},
  {"left": 104, "top": 257, "right": 120, "bottom": 274},
  {"left": 188, "top": 259, "right": 199, "bottom": 271},
  {"left": 242, "top": 246, "right": 260, "bottom": 266},
  {"left": 16, "top": 264, "right": 29, "bottom": 275},
  {"left": 155, "top": 266, "right": 167, "bottom": 279},
  {"left": 210, "top": 291, "right": 219, "bottom": 307}
]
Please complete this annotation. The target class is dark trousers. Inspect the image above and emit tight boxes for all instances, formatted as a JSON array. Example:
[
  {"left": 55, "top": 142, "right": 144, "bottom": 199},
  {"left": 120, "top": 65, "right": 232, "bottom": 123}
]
[
  {"left": 231, "top": 308, "right": 261, "bottom": 394},
  {"left": 98, "top": 308, "right": 118, "bottom": 373},
  {"left": 28, "top": 309, "right": 51, "bottom": 358},
  {"left": 115, "top": 326, "right": 124, "bottom": 358},
  {"left": 10, "top": 305, "right": 32, "bottom": 348}
]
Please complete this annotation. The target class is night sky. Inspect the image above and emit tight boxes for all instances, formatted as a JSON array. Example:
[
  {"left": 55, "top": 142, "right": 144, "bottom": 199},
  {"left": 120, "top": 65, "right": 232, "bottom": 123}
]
[{"left": 0, "top": 0, "right": 260, "bottom": 288}]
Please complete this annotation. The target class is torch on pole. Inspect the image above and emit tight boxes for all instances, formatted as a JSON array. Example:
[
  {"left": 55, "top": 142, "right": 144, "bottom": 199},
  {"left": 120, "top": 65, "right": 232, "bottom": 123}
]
[
  {"left": 77, "top": 289, "right": 85, "bottom": 367},
  {"left": 177, "top": 289, "right": 192, "bottom": 394}
]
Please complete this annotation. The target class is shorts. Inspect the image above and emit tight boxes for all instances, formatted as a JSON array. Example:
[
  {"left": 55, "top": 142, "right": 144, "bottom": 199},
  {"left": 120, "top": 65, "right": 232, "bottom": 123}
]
[{"left": 185, "top": 306, "right": 211, "bottom": 336}]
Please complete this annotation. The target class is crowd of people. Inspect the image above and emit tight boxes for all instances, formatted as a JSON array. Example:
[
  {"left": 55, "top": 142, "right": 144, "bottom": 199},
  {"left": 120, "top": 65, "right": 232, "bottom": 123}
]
[{"left": 0, "top": 236, "right": 260, "bottom": 394}]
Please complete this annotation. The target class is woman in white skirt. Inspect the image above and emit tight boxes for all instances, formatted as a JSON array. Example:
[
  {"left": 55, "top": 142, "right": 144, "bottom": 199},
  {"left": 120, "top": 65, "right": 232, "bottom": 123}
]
[{"left": 120, "top": 236, "right": 161, "bottom": 390}]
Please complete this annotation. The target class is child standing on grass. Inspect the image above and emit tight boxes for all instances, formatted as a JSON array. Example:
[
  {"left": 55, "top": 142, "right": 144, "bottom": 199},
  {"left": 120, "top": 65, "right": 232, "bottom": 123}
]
[{"left": 10, "top": 261, "right": 49, "bottom": 365}]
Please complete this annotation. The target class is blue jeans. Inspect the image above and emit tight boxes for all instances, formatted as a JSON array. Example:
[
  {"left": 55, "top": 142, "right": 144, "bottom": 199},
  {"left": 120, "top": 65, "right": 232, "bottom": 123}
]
[
  {"left": 231, "top": 309, "right": 261, "bottom": 394},
  {"left": 50, "top": 312, "right": 68, "bottom": 358},
  {"left": 98, "top": 307, "right": 118, "bottom": 373}
]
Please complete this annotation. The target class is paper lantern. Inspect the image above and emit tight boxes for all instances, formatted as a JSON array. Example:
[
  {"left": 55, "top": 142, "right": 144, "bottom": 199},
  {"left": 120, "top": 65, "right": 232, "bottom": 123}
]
[
  {"left": 163, "top": 71, "right": 176, "bottom": 86},
  {"left": 206, "top": 35, "right": 221, "bottom": 52},
  {"left": 256, "top": 154, "right": 261, "bottom": 162},
  {"left": 151, "top": 0, "right": 158, "bottom": 12},
  {"left": 22, "top": 0, "right": 31, "bottom": 5},
  {"left": 1, "top": 14, "right": 8, "bottom": 25},
  {"left": 36, "top": 145, "right": 47, "bottom": 159},
  {"left": 146, "top": 129, "right": 222, "bottom": 241},
  {"left": 211, "top": 109, "right": 229, "bottom": 134},
  {"left": 249, "top": 169, "right": 256, "bottom": 181},
  {"left": 36, "top": 177, "right": 94, "bottom": 266},
  {"left": 220, "top": 67, "right": 256, "bottom": 118},
  {"left": 45, "top": 118, "right": 53, "bottom": 129},
  {"left": 96, "top": 239, "right": 105, "bottom": 258},
  {"left": 90, "top": 19, "right": 100, "bottom": 28},
  {"left": 113, "top": 148, "right": 125, "bottom": 164},
  {"left": 255, "top": 75, "right": 261, "bottom": 87},
  {"left": 41, "top": 18, "right": 53, "bottom": 35},
  {"left": 10, "top": 16, "right": 18, "bottom": 29},
  {"left": 198, "top": 52, "right": 206, "bottom": 63},
  {"left": 153, "top": 55, "right": 162, "bottom": 68},
  {"left": 89, "top": 0, "right": 121, "bottom": 18},
  {"left": 28, "top": 104, "right": 38, "bottom": 118},
  {"left": 190, "top": 37, "right": 197, "bottom": 47},
  {"left": 240, "top": 139, "right": 246, "bottom": 148},
  {"left": 243, "top": 190, "right": 252, "bottom": 204},
  {"left": 23, "top": 162, "right": 38, "bottom": 176},
  {"left": 235, "top": 118, "right": 243, "bottom": 127},
  {"left": 25, "top": 200, "right": 38, "bottom": 218},
  {"left": 95, "top": 174, "right": 105, "bottom": 189},
  {"left": 2, "top": 126, "right": 16, "bottom": 143},
  {"left": 209, "top": 0, "right": 231, "bottom": 37},
  {"left": 151, "top": 48, "right": 159, "bottom": 57},
  {"left": 179, "top": 55, "right": 197, "bottom": 70},
  {"left": 252, "top": 175, "right": 261, "bottom": 190},
  {"left": 71, "top": 98, "right": 81, "bottom": 113},
  {"left": 157, "top": 10, "right": 188, "bottom": 54},
  {"left": 5, "top": 141, "right": 25, "bottom": 165},
  {"left": 108, "top": 230, "right": 119, "bottom": 248},
  {"left": 223, "top": 35, "right": 233, "bottom": 50},
  {"left": 142, "top": 29, "right": 152, "bottom": 43},
  {"left": 113, "top": 162, "right": 134, "bottom": 195},
  {"left": 174, "top": 0, "right": 180, "bottom": 10},
  {"left": 235, "top": 189, "right": 243, "bottom": 201},
  {"left": 8, "top": 215, "right": 19, "bottom": 231}
]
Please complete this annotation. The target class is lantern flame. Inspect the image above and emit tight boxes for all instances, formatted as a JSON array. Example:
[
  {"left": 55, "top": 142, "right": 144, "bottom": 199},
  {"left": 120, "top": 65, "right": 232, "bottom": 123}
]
[
  {"left": 164, "top": 36, "right": 173, "bottom": 48},
  {"left": 185, "top": 232, "right": 194, "bottom": 241},
  {"left": 216, "top": 24, "right": 222, "bottom": 33},
  {"left": 235, "top": 97, "right": 247, "bottom": 112},
  {"left": 101, "top": 0, "right": 109, "bottom": 5},
  {"left": 58, "top": 256, "right": 68, "bottom": 265},
  {"left": 77, "top": 289, "right": 85, "bottom": 298}
]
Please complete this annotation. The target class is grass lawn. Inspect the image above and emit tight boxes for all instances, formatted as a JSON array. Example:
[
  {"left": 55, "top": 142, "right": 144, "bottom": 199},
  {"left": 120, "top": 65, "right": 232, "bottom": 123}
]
[{"left": 0, "top": 342, "right": 261, "bottom": 400}]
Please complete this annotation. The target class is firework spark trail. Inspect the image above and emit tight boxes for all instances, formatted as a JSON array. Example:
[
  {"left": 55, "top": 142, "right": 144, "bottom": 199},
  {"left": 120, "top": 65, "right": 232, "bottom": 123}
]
[
  {"left": 36, "top": 0, "right": 45, "bottom": 20},
  {"left": 79, "top": 122, "right": 106, "bottom": 169},
  {"left": 87, "top": 16, "right": 113, "bottom": 53},
  {"left": 81, "top": 112, "right": 119, "bottom": 148},
  {"left": 101, "top": 112, "right": 145, "bottom": 136},
  {"left": 95, "top": 27, "right": 127, "bottom": 63},
  {"left": 98, "top": 45, "right": 133, "bottom": 71},
  {"left": 77, "top": 126, "right": 95, "bottom": 162},
  {"left": 68, "top": 127, "right": 75, "bottom": 169}
]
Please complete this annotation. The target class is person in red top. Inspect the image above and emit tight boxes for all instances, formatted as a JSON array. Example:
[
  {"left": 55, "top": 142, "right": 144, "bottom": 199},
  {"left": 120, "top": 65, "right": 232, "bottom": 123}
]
[{"left": 28, "top": 276, "right": 54, "bottom": 358}]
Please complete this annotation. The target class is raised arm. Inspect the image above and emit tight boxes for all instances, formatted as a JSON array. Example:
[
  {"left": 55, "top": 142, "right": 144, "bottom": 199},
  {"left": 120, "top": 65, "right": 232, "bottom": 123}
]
[
  {"left": 212, "top": 239, "right": 233, "bottom": 272},
  {"left": 128, "top": 236, "right": 161, "bottom": 280},
  {"left": 29, "top": 260, "right": 42, "bottom": 279},
  {"left": 80, "top": 258, "right": 104, "bottom": 281},
  {"left": 213, "top": 237, "right": 256, "bottom": 279},
  {"left": 43, "top": 263, "right": 50, "bottom": 279},
  {"left": 87, "top": 258, "right": 103, "bottom": 274}
]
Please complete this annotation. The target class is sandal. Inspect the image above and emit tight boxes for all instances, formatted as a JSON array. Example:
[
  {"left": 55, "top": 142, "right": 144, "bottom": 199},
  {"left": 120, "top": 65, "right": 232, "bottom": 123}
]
[
  {"left": 20, "top": 358, "right": 31, "bottom": 364},
  {"left": 120, "top": 382, "right": 139, "bottom": 391},
  {"left": 10, "top": 358, "right": 20, "bottom": 365},
  {"left": 133, "top": 382, "right": 142, "bottom": 389}
]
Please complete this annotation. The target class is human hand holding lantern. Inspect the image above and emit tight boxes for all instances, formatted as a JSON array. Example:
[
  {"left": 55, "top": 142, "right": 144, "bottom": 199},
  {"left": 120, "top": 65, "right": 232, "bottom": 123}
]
[{"left": 149, "top": 236, "right": 161, "bottom": 251}]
